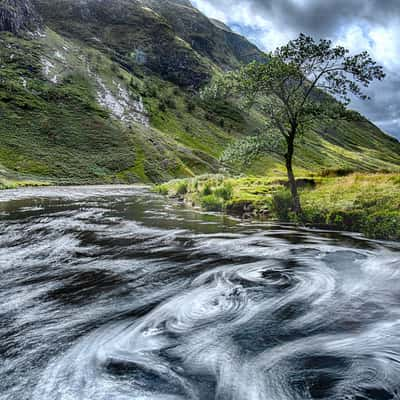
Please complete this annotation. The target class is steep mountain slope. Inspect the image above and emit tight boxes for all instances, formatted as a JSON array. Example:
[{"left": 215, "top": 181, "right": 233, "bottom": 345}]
[{"left": 0, "top": 0, "right": 399, "bottom": 185}]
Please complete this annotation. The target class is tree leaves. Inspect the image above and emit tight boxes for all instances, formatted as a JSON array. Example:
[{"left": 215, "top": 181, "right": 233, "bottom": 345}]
[
  {"left": 208, "top": 33, "right": 384, "bottom": 150},
  {"left": 220, "top": 131, "right": 286, "bottom": 168}
]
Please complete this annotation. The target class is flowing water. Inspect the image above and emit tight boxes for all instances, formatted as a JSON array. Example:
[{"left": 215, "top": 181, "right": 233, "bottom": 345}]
[{"left": 1, "top": 185, "right": 400, "bottom": 400}]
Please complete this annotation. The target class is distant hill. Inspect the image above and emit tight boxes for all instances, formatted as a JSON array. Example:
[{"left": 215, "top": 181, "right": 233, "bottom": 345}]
[{"left": 0, "top": 0, "right": 399, "bottom": 185}]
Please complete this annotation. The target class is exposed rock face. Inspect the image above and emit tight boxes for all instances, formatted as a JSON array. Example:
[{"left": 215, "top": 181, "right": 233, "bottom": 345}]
[
  {"left": 0, "top": 0, "right": 41, "bottom": 34},
  {"left": 95, "top": 77, "right": 149, "bottom": 127}
]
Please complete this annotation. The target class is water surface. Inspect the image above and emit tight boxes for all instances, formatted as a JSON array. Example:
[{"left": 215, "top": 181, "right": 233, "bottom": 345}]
[{"left": 1, "top": 185, "right": 400, "bottom": 400}]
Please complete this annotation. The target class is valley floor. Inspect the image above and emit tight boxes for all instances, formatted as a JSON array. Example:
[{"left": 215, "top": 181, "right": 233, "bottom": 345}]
[{"left": 157, "top": 173, "right": 400, "bottom": 241}]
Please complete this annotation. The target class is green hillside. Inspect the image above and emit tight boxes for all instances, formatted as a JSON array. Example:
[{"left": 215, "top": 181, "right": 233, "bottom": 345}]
[{"left": 0, "top": 0, "right": 399, "bottom": 186}]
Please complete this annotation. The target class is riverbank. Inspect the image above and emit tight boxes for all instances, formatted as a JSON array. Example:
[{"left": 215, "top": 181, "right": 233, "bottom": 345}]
[{"left": 157, "top": 173, "right": 400, "bottom": 241}]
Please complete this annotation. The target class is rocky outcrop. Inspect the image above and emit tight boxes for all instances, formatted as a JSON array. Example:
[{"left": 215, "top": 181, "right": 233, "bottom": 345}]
[{"left": 0, "top": 0, "right": 41, "bottom": 35}]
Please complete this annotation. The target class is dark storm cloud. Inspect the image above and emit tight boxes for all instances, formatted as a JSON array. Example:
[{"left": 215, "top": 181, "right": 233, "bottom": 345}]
[
  {"left": 353, "top": 75, "right": 400, "bottom": 136},
  {"left": 243, "top": 0, "right": 400, "bottom": 37}
]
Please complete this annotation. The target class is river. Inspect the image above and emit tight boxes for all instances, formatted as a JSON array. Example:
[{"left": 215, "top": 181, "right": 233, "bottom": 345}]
[{"left": 1, "top": 185, "right": 400, "bottom": 400}]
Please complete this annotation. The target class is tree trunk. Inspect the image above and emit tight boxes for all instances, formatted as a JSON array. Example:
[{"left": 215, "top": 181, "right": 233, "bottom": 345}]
[{"left": 285, "top": 135, "right": 302, "bottom": 217}]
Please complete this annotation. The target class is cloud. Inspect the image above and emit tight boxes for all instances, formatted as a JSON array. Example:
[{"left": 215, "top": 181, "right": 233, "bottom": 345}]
[{"left": 192, "top": 0, "right": 400, "bottom": 138}]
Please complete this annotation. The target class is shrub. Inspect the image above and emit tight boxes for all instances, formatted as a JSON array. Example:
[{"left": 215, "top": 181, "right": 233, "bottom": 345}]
[
  {"left": 214, "top": 184, "right": 233, "bottom": 201},
  {"left": 200, "top": 194, "right": 224, "bottom": 212},
  {"left": 201, "top": 183, "right": 213, "bottom": 196},
  {"left": 363, "top": 212, "right": 400, "bottom": 241},
  {"left": 271, "top": 190, "right": 293, "bottom": 221},
  {"left": 176, "top": 181, "right": 188, "bottom": 196},
  {"left": 325, "top": 210, "right": 364, "bottom": 232},
  {"left": 156, "top": 185, "right": 168, "bottom": 195},
  {"left": 302, "top": 208, "right": 327, "bottom": 225},
  {"left": 320, "top": 168, "right": 355, "bottom": 178}
]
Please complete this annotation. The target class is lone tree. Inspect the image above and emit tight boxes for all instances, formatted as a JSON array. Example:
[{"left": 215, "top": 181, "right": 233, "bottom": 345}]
[{"left": 204, "top": 34, "right": 385, "bottom": 216}]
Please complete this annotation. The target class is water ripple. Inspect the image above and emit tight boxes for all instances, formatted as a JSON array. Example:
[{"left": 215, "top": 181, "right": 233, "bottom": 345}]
[{"left": 0, "top": 186, "right": 399, "bottom": 400}]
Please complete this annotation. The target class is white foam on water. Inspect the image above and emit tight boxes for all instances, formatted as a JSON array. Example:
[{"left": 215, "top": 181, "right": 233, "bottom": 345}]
[{"left": 0, "top": 186, "right": 399, "bottom": 400}]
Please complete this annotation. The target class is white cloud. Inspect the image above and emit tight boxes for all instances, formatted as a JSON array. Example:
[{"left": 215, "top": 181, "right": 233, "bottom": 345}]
[
  {"left": 369, "top": 25, "right": 400, "bottom": 70},
  {"left": 191, "top": 0, "right": 227, "bottom": 22}
]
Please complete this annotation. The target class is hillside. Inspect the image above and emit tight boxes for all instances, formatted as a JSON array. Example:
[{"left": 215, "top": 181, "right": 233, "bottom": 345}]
[{"left": 0, "top": 0, "right": 399, "bottom": 186}]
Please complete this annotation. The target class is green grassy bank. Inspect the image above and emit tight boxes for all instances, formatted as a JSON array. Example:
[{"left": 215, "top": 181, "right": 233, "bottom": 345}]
[{"left": 157, "top": 173, "right": 400, "bottom": 241}]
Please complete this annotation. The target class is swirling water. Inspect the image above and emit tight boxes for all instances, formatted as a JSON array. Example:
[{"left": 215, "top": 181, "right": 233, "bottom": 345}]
[{"left": 1, "top": 186, "right": 400, "bottom": 400}]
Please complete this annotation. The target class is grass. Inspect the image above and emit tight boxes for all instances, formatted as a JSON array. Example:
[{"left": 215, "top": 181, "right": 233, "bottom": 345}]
[
  {"left": 301, "top": 173, "right": 400, "bottom": 240},
  {"left": 157, "top": 173, "right": 400, "bottom": 241}
]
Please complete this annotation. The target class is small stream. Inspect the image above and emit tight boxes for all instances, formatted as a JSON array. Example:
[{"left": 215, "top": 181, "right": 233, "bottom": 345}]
[{"left": 1, "top": 185, "right": 400, "bottom": 400}]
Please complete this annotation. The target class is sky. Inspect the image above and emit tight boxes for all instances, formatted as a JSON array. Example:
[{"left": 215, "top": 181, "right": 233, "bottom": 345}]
[{"left": 192, "top": 0, "right": 400, "bottom": 139}]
